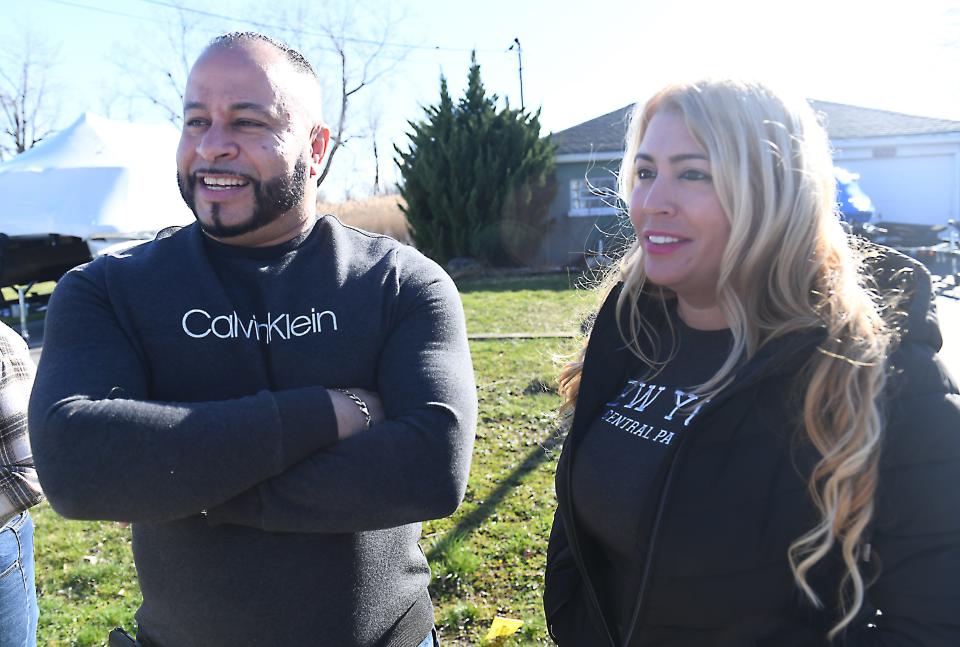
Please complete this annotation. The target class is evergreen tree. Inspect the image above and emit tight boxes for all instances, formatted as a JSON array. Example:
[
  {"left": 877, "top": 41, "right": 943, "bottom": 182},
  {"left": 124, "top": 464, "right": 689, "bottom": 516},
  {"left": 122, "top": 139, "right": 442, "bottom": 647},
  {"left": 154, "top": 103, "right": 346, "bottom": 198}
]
[{"left": 395, "top": 52, "right": 556, "bottom": 266}]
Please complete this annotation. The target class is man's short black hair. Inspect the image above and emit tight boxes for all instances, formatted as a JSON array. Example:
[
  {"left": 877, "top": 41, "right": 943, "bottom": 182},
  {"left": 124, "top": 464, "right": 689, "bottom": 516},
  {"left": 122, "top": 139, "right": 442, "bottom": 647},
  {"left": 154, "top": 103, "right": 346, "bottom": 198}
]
[{"left": 206, "top": 31, "right": 318, "bottom": 80}]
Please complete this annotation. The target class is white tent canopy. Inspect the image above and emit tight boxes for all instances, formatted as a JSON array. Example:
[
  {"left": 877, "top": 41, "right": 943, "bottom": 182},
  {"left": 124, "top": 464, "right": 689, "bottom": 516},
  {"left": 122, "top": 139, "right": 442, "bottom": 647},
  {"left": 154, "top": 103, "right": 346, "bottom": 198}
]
[{"left": 0, "top": 112, "right": 194, "bottom": 240}]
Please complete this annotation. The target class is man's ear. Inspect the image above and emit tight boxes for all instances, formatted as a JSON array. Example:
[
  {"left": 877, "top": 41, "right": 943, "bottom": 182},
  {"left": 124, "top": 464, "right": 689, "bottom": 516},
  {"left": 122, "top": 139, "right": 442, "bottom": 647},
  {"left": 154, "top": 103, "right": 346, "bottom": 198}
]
[{"left": 309, "top": 124, "right": 331, "bottom": 179}]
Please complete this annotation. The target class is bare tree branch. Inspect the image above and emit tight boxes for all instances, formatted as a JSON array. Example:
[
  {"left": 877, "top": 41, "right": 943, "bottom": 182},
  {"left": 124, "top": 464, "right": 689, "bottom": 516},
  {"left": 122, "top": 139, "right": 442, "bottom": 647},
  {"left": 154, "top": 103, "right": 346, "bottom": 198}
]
[
  {"left": 316, "top": 38, "right": 351, "bottom": 186},
  {"left": 0, "top": 29, "right": 58, "bottom": 160},
  {"left": 110, "top": 0, "right": 407, "bottom": 196},
  {"left": 112, "top": 2, "right": 214, "bottom": 127},
  {"left": 367, "top": 106, "right": 383, "bottom": 194},
  {"left": 310, "top": 2, "right": 409, "bottom": 188}
]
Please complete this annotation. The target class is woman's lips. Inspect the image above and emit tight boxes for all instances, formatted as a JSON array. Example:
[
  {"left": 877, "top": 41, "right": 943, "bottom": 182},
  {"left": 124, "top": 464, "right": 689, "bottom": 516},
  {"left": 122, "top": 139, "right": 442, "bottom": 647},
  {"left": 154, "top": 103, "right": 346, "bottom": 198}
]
[{"left": 643, "top": 232, "right": 689, "bottom": 255}]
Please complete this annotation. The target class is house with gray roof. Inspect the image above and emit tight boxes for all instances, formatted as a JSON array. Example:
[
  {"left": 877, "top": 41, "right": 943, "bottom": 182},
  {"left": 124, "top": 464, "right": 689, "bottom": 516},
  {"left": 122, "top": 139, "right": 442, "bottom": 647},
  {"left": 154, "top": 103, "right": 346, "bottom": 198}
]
[{"left": 535, "top": 101, "right": 960, "bottom": 267}]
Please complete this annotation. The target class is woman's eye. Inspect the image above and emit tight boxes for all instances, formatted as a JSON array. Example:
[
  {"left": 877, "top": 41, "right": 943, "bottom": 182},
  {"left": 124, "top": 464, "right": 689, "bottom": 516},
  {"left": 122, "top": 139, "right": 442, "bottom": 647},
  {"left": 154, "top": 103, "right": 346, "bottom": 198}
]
[
  {"left": 636, "top": 168, "right": 655, "bottom": 180},
  {"left": 681, "top": 169, "right": 711, "bottom": 181}
]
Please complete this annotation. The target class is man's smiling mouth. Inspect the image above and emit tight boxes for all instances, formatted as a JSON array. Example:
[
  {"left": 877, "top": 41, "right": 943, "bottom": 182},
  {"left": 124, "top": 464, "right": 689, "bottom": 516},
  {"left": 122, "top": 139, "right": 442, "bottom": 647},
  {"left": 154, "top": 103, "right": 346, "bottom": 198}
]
[{"left": 199, "top": 175, "right": 251, "bottom": 190}]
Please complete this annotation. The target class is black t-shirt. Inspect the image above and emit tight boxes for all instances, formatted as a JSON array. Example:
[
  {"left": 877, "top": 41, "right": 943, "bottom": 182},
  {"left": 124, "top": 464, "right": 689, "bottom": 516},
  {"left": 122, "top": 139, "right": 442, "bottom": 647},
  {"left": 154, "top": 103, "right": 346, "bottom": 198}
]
[{"left": 571, "top": 304, "right": 733, "bottom": 640}]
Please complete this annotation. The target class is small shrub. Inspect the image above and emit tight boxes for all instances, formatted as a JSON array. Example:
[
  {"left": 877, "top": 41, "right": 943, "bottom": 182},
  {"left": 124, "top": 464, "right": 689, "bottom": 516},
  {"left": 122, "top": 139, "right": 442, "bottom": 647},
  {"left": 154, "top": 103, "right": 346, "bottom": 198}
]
[{"left": 395, "top": 52, "right": 556, "bottom": 266}]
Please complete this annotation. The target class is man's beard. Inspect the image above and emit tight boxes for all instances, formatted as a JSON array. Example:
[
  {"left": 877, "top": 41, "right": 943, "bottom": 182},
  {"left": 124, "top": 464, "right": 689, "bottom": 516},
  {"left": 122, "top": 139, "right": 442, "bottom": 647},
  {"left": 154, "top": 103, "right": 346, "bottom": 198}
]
[{"left": 177, "top": 158, "right": 308, "bottom": 239}]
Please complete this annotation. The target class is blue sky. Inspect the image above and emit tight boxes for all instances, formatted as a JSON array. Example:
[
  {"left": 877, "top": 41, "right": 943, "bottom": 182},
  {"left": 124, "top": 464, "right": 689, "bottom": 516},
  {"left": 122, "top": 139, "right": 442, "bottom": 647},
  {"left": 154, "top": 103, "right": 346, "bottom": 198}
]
[{"left": 6, "top": 0, "right": 960, "bottom": 199}]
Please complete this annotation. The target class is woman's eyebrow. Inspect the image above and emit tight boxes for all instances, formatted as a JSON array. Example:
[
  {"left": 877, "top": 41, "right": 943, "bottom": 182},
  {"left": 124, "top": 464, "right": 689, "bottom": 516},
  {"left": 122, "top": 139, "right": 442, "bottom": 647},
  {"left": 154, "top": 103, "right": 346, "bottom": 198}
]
[{"left": 635, "top": 152, "right": 709, "bottom": 163}]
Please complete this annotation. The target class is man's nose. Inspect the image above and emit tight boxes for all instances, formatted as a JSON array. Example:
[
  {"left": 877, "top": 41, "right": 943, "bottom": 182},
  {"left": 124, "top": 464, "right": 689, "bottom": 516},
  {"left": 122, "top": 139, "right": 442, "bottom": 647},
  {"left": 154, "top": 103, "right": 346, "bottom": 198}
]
[{"left": 196, "top": 124, "right": 238, "bottom": 162}]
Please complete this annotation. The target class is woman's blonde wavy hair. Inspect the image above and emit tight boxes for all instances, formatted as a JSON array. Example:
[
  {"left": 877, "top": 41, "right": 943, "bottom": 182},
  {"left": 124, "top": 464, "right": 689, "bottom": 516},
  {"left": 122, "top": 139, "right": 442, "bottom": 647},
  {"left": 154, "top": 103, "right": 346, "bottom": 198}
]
[{"left": 558, "top": 79, "right": 893, "bottom": 639}]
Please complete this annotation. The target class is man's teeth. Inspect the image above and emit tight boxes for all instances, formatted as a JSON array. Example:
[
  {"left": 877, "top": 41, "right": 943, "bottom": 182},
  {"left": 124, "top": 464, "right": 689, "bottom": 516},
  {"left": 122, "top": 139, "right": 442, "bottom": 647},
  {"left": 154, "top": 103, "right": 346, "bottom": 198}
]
[
  {"left": 648, "top": 235, "right": 681, "bottom": 244},
  {"left": 202, "top": 177, "right": 249, "bottom": 189}
]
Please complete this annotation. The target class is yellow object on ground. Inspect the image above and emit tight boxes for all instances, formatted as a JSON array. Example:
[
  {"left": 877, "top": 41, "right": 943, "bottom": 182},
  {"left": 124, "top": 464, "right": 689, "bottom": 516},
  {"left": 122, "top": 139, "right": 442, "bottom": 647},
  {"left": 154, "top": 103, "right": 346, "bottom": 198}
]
[{"left": 485, "top": 616, "right": 524, "bottom": 640}]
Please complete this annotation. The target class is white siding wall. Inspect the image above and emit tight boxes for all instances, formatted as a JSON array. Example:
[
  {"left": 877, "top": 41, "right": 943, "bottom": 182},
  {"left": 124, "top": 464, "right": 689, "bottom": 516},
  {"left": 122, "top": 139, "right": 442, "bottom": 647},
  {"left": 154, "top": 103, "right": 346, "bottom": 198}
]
[{"left": 832, "top": 135, "right": 960, "bottom": 226}]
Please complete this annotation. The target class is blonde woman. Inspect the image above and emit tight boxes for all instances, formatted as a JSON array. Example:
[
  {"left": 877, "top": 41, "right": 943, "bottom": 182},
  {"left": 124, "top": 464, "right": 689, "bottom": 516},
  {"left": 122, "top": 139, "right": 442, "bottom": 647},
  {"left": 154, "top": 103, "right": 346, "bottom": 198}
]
[{"left": 543, "top": 79, "right": 960, "bottom": 646}]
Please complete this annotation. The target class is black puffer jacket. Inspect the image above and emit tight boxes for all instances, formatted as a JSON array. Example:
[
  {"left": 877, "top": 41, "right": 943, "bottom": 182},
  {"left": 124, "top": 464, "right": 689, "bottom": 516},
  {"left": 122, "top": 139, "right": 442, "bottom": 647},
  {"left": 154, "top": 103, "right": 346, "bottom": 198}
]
[{"left": 545, "top": 250, "right": 960, "bottom": 646}]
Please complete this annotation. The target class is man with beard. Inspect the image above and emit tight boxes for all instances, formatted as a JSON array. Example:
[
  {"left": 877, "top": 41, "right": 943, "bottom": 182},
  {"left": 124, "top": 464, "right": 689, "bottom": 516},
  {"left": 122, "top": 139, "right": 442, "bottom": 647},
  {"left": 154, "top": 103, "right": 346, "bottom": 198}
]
[{"left": 29, "top": 32, "right": 476, "bottom": 647}]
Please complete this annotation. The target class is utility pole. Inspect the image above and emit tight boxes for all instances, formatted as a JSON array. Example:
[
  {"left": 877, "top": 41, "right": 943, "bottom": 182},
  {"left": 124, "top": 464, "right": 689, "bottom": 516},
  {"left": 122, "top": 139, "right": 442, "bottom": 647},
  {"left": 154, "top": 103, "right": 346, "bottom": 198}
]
[{"left": 509, "top": 37, "right": 524, "bottom": 111}]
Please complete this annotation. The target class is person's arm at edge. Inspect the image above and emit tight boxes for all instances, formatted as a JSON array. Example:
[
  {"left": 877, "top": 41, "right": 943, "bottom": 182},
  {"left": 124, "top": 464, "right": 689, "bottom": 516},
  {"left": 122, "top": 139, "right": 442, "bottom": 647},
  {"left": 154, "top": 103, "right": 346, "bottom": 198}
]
[
  {"left": 847, "top": 350, "right": 960, "bottom": 645},
  {"left": 544, "top": 507, "right": 580, "bottom": 642},
  {"left": 0, "top": 326, "right": 44, "bottom": 518}
]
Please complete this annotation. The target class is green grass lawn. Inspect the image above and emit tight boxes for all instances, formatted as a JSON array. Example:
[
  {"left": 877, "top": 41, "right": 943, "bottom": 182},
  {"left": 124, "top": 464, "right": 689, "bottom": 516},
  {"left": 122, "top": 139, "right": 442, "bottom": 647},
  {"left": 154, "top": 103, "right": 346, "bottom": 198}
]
[
  {"left": 457, "top": 273, "right": 595, "bottom": 335},
  {"left": 425, "top": 337, "right": 578, "bottom": 645},
  {"left": 31, "top": 273, "right": 597, "bottom": 646},
  {"left": 32, "top": 511, "right": 141, "bottom": 646}
]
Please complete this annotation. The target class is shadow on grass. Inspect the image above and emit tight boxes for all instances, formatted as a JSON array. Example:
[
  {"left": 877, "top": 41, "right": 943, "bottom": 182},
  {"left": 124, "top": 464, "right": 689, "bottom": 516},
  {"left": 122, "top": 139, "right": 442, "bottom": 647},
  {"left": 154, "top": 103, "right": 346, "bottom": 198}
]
[{"left": 426, "top": 429, "right": 564, "bottom": 563}]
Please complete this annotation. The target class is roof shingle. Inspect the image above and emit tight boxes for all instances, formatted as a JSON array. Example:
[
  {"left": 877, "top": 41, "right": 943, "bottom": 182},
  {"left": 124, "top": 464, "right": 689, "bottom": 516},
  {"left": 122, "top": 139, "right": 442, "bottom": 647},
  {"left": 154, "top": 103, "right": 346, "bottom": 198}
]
[{"left": 550, "top": 100, "right": 960, "bottom": 155}]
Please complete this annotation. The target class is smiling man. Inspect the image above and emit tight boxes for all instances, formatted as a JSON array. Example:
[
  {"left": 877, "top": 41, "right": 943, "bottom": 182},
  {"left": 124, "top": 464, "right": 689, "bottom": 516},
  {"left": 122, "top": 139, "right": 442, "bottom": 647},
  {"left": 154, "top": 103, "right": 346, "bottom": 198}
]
[
  {"left": 175, "top": 37, "right": 325, "bottom": 247},
  {"left": 29, "top": 32, "right": 476, "bottom": 647}
]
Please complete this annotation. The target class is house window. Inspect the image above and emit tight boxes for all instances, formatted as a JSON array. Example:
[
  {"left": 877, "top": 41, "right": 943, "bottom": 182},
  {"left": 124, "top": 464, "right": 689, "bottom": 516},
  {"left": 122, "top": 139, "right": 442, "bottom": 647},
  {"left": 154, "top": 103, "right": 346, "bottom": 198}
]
[{"left": 569, "top": 176, "right": 621, "bottom": 216}]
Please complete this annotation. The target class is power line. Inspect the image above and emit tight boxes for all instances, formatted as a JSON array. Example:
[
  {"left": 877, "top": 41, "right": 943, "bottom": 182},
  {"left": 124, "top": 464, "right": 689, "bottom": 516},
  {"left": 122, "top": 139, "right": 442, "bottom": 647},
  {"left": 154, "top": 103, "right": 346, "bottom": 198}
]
[
  {"left": 39, "top": 0, "right": 509, "bottom": 66},
  {"left": 34, "top": 0, "right": 522, "bottom": 88},
  {"left": 38, "top": 0, "right": 170, "bottom": 24},
  {"left": 39, "top": 0, "right": 515, "bottom": 70},
  {"left": 38, "top": 0, "right": 513, "bottom": 74},
  {"left": 130, "top": 0, "right": 505, "bottom": 54}
]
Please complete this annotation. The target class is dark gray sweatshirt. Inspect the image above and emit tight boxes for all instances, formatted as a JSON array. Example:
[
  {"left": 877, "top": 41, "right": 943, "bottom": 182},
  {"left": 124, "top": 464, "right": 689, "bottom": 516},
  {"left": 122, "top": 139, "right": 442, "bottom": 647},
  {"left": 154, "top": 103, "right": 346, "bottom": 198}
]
[{"left": 29, "top": 216, "right": 477, "bottom": 646}]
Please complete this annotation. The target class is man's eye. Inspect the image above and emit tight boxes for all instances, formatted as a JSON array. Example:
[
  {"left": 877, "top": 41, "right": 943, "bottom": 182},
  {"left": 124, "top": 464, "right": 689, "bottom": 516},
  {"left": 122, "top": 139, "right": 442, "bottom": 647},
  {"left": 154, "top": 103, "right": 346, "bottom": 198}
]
[
  {"left": 236, "top": 119, "right": 265, "bottom": 128},
  {"left": 681, "top": 169, "right": 711, "bottom": 181},
  {"left": 184, "top": 118, "right": 209, "bottom": 128}
]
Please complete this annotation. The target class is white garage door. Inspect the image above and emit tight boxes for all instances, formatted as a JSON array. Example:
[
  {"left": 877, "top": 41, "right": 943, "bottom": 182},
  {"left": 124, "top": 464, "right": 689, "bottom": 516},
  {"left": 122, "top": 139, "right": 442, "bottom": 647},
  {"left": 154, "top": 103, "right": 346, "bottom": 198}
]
[{"left": 842, "top": 154, "right": 956, "bottom": 226}]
